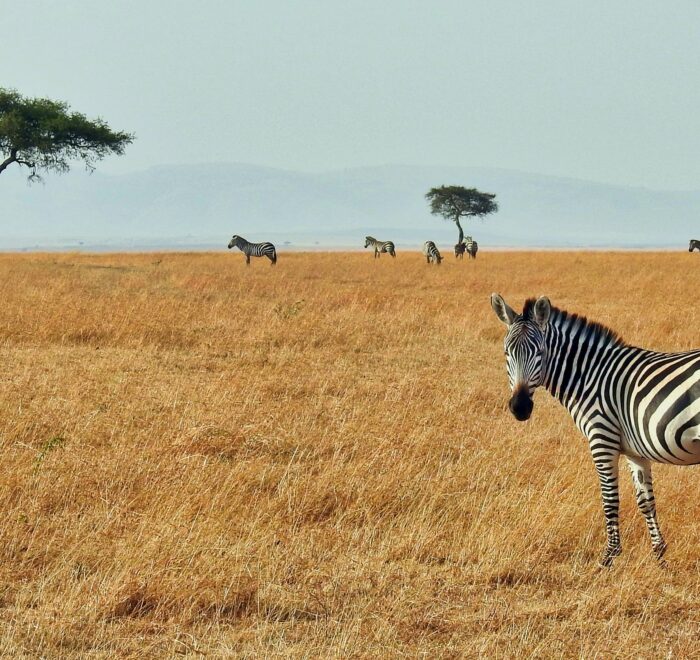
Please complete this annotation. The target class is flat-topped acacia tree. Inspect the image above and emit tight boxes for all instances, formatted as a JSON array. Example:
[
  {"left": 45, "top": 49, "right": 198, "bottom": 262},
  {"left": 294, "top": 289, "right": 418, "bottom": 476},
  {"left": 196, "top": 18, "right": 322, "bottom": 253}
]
[
  {"left": 425, "top": 185, "right": 498, "bottom": 244},
  {"left": 0, "top": 88, "right": 133, "bottom": 182}
]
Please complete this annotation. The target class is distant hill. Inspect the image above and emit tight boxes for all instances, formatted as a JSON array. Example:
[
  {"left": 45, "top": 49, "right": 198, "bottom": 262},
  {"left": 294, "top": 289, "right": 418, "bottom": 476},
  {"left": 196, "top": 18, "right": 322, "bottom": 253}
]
[{"left": 1, "top": 163, "right": 698, "bottom": 249}]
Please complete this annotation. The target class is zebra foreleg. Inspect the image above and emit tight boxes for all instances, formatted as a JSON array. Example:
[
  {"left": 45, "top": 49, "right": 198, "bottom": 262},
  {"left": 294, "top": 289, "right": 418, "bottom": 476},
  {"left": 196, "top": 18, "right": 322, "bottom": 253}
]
[
  {"left": 625, "top": 455, "right": 667, "bottom": 562},
  {"left": 593, "top": 452, "right": 622, "bottom": 567},
  {"left": 245, "top": 254, "right": 251, "bottom": 265}
]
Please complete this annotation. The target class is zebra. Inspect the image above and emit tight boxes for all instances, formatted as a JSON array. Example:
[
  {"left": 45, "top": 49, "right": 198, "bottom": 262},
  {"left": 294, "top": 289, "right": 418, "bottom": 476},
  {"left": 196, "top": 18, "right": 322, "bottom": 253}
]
[
  {"left": 689, "top": 239, "right": 700, "bottom": 252},
  {"left": 454, "top": 241, "right": 466, "bottom": 259},
  {"left": 491, "top": 293, "right": 700, "bottom": 567},
  {"left": 364, "top": 236, "right": 396, "bottom": 258},
  {"left": 227, "top": 235, "right": 277, "bottom": 265},
  {"left": 423, "top": 241, "right": 443, "bottom": 264},
  {"left": 465, "top": 236, "right": 478, "bottom": 259}
]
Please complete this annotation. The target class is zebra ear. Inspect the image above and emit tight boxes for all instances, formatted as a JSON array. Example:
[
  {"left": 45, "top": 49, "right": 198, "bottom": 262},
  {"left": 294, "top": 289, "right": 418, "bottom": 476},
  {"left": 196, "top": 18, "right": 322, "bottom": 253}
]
[
  {"left": 534, "top": 296, "right": 551, "bottom": 330},
  {"left": 491, "top": 293, "right": 516, "bottom": 326}
]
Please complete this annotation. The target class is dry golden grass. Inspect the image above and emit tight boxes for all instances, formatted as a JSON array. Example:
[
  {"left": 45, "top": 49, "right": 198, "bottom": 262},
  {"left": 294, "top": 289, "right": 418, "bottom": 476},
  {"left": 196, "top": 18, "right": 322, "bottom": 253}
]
[{"left": 0, "top": 250, "right": 700, "bottom": 657}]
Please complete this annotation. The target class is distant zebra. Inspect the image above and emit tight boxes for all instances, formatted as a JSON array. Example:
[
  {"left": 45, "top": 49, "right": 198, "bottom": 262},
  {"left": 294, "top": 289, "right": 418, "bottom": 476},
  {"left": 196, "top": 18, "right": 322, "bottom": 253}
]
[
  {"left": 227, "top": 235, "right": 277, "bottom": 265},
  {"left": 689, "top": 239, "right": 700, "bottom": 252},
  {"left": 365, "top": 236, "right": 396, "bottom": 258},
  {"left": 423, "top": 241, "right": 443, "bottom": 264},
  {"left": 465, "top": 236, "right": 478, "bottom": 259},
  {"left": 454, "top": 242, "right": 466, "bottom": 259},
  {"left": 491, "top": 294, "right": 700, "bottom": 567}
]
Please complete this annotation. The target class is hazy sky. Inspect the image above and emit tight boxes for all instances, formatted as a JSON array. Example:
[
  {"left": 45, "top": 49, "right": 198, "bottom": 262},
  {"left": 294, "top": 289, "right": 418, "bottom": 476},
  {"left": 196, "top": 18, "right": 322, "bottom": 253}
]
[{"left": 2, "top": 1, "right": 700, "bottom": 189}]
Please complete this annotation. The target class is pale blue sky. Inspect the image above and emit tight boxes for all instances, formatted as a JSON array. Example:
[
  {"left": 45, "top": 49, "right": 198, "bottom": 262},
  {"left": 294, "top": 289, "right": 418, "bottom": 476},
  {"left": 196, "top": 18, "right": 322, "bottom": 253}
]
[{"left": 2, "top": 0, "right": 700, "bottom": 189}]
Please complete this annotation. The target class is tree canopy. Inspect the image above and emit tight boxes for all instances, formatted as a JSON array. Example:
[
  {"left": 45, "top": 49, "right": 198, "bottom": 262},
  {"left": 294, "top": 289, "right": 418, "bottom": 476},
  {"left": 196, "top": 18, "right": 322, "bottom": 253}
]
[
  {"left": 0, "top": 88, "right": 134, "bottom": 181},
  {"left": 425, "top": 185, "right": 498, "bottom": 243}
]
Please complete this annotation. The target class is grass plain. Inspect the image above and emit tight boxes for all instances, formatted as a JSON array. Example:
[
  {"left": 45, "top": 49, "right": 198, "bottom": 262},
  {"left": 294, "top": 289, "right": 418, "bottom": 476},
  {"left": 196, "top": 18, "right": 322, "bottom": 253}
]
[{"left": 0, "top": 250, "right": 700, "bottom": 657}]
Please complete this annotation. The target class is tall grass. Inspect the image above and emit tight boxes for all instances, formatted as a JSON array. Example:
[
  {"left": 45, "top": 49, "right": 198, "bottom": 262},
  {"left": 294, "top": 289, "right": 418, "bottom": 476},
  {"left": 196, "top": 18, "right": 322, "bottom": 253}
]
[{"left": 0, "top": 250, "right": 699, "bottom": 656}]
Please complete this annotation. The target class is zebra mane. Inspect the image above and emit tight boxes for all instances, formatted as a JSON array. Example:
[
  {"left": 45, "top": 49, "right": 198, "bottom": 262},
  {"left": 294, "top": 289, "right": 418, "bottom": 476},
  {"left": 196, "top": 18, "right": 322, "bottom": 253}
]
[{"left": 522, "top": 298, "right": 626, "bottom": 347}]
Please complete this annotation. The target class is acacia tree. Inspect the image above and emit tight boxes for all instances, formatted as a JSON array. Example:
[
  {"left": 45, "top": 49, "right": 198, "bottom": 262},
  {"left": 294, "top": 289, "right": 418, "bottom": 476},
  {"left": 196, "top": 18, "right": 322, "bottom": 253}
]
[
  {"left": 425, "top": 185, "right": 498, "bottom": 244},
  {"left": 0, "top": 88, "right": 133, "bottom": 182}
]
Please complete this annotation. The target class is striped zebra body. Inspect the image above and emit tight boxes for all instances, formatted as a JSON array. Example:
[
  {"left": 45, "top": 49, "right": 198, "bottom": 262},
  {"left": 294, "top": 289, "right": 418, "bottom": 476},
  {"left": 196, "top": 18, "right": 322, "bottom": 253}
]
[
  {"left": 423, "top": 241, "right": 442, "bottom": 264},
  {"left": 689, "top": 239, "right": 700, "bottom": 252},
  {"left": 491, "top": 294, "right": 700, "bottom": 566},
  {"left": 365, "top": 236, "right": 396, "bottom": 258},
  {"left": 465, "top": 237, "right": 478, "bottom": 259},
  {"left": 228, "top": 235, "right": 277, "bottom": 265},
  {"left": 454, "top": 242, "right": 466, "bottom": 259}
]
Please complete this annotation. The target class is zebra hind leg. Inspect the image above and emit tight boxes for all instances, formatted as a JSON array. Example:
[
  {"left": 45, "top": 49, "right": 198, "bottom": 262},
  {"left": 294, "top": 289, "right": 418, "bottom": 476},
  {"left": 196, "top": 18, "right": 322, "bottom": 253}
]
[
  {"left": 593, "top": 451, "right": 622, "bottom": 567},
  {"left": 625, "top": 455, "right": 667, "bottom": 563}
]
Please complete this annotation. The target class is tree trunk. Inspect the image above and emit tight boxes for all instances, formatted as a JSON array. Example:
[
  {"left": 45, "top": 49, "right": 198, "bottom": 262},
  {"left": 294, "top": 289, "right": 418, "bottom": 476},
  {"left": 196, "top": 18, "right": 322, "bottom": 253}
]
[{"left": 455, "top": 217, "right": 464, "bottom": 244}]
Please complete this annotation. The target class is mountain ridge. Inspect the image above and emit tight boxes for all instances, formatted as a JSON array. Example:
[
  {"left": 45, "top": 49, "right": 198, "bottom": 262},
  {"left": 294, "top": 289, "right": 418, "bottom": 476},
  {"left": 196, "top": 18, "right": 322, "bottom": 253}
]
[{"left": 1, "top": 163, "right": 698, "bottom": 249}]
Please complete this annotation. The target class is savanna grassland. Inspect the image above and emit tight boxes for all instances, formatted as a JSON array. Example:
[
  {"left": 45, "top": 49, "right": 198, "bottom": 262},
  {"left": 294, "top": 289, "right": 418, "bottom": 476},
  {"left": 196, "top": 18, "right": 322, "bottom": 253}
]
[{"left": 1, "top": 250, "right": 700, "bottom": 657}]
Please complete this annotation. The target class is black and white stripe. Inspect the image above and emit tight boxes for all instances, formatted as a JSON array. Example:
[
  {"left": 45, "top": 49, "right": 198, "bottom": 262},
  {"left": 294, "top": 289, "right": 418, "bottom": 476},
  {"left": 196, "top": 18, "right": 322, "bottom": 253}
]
[
  {"left": 423, "top": 241, "right": 443, "bottom": 265},
  {"left": 465, "top": 236, "right": 478, "bottom": 259},
  {"left": 454, "top": 241, "right": 466, "bottom": 259},
  {"left": 364, "top": 236, "right": 396, "bottom": 258},
  {"left": 227, "top": 235, "right": 277, "bottom": 265},
  {"left": 491, "top": 294, "right": 700, "bottom": 567},
  {"left": 689, "top": 239, "right": 700, "bottom": 252}
]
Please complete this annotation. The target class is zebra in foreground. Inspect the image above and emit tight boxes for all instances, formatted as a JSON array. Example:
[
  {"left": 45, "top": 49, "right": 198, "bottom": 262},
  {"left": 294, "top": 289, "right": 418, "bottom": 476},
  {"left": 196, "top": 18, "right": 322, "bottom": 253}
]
[
  {"left": 689, "top": 239, "right": 700, "bottom": 252},
  {"left": 227, "top": 235, "right": 277, "bottom": 265},
  {"left": 423, "top": 241, "right": 443, "bottom": 264},
  {"left": 491, "top": 293, "right": 700, "bottom": 567},
  {"left": 364, "top": 236, "right": 396, "bottom": 258},
  {"left": 465, "top": 236, "right": 478, "bottom": 259}
]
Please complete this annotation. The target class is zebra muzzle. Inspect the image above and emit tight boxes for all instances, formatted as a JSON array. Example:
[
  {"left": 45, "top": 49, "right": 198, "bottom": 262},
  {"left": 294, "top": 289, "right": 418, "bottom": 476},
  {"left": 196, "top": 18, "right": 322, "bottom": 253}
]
[{"left": 509, "top": 388, "right": 533, "bottom": 421}]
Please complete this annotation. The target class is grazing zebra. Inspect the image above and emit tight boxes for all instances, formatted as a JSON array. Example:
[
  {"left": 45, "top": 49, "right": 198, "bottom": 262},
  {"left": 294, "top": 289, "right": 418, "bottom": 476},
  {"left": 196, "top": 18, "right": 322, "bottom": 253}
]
[
  {"left": 423, "top": 241, "right": 443, "bottom": 264},
  {"left": 465, "top": 236, "right": 478, "bottom": 259},
  {"left": 227, "top": 235, "right": 277, "bottom": 265},
  {"left": 454, "top": 242, "right": 466, "bottom": 259},
  {"left": 689, "top": 239, "right": 700, "bottom": 252},
  {"left": 491, "top": 293, "right": 700, "bottom": 567},
  {"left": 364, "top": 236, "right": 396, "bottom": 258}
]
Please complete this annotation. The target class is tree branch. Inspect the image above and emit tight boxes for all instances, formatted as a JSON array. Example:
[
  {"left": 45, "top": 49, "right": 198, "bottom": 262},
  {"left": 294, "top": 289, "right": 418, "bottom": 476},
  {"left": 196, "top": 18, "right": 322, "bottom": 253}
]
[
  {"left": 0, "top": 148, "right": 39, "bottom": 181},
  {"left": 0, "top": 148, "right": 17, "bottom": 174}
]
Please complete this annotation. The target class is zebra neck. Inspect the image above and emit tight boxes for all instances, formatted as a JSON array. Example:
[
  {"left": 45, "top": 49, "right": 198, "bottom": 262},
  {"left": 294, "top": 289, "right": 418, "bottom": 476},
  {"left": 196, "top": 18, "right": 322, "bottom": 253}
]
[{"left": 541, "top": 309, "right": 625, "bottom": 408}]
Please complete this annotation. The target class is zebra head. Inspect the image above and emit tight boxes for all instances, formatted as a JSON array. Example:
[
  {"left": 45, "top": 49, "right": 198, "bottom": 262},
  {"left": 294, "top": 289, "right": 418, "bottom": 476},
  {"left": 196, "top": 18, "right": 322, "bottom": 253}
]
[
  {"left": 491, "top": 294, "right": 551, "bottom": 421},
  {"left": 364, "top": 236, "right": 374, "bottom": 248},
  {"left": 228, "top": 235, "right": 240, "bottom": 249}
]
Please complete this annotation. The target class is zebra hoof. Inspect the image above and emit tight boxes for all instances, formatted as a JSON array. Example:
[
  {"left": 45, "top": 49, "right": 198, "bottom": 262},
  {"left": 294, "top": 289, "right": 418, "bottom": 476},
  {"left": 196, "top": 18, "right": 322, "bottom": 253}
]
[
  {"left": 598, "top": 546, "right": 622, "bottom": 568},
  {"left": 653, "top": 541, "right": 668, "bottom": 562}
]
